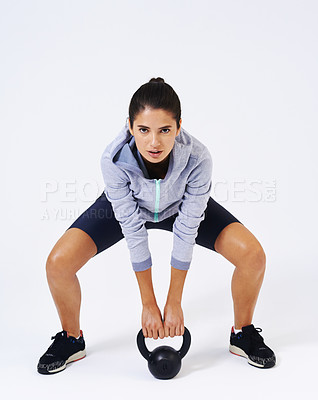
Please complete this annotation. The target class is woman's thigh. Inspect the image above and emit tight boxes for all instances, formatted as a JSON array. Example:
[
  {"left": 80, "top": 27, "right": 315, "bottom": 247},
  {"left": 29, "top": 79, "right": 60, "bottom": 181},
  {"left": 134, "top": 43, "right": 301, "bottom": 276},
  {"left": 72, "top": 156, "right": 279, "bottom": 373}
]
[
  {"left": 213, "top": 221, "right": 265, "bottom": 268},
  {"left": 65, "top": 192, "right": 126, "bottom": 257},
  {"left": 47, "top": 227, "right": 98, "bottom": 274},
  {"left": 65, "top": 192, "right": 175, "bottom": 259},
  {"left": 195, "top": 197, "right": 243, "bottom": 252},
  {"left": 196, "top": 198, "right": 265, "bottom": 268}
]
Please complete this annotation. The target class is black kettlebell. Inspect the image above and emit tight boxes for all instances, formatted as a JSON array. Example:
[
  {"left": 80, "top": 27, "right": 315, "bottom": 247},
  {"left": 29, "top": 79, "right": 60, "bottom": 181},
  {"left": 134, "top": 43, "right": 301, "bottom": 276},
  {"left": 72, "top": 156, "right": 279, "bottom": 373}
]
[{"left": 136, "top": 327, "right": 191, "bottom": 380}]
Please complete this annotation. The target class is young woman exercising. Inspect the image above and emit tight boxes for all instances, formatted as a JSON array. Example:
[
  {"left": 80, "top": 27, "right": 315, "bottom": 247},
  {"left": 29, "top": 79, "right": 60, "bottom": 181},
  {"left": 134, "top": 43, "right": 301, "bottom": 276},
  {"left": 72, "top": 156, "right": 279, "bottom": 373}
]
[{"left": 37, "top": 77, "right": 276, "bottom": 374}]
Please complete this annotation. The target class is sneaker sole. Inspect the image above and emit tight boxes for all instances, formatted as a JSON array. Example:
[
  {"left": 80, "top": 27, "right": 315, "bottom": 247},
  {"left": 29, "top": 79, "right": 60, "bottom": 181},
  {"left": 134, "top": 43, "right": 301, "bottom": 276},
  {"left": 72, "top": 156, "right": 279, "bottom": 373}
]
[
  {"left": 38, "top": 349, "right": 86, "bottom": 375},
  {"left": 229, "top": 344, "right": 275, "bottom": 369}
]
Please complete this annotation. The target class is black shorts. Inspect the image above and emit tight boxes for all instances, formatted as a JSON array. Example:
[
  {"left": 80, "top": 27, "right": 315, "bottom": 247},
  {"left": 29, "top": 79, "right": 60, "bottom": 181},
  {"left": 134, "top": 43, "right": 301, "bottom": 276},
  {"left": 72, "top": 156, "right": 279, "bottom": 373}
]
[{"left": 66, "top": 192, "right": 243, "bottom": 256}]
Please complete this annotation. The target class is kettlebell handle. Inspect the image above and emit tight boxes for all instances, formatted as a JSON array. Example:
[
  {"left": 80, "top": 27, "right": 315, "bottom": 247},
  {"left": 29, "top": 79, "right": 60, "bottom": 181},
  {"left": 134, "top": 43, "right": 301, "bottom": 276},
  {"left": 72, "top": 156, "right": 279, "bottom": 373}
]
[{"left": 136, "top": 327, "right": 191, "bottom": 360}]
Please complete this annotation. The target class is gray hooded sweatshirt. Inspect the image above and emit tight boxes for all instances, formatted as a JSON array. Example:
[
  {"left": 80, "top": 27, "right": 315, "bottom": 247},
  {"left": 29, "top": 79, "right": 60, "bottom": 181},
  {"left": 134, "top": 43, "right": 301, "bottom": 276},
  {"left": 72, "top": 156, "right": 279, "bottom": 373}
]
[{"left": 100, "top": 120, "right": 213, "bottom": 272}]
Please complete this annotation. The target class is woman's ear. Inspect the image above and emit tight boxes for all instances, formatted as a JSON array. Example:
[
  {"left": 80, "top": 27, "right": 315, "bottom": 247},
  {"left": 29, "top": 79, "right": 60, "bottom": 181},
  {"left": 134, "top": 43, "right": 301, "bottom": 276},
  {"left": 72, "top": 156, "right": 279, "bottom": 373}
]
[
  {"left": 128, "top": 118, "right": 134, "bottom": 136},
  {"left": 176, "top": 118, "right": 182, "bottom": 136}
]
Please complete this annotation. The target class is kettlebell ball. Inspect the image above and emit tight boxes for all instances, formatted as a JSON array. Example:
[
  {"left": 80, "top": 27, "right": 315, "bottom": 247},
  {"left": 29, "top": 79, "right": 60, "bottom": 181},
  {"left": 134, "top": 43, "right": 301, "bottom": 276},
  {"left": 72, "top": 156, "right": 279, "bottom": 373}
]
[{"left": 136, "top": 327, "right": 191, "bottom": 380}]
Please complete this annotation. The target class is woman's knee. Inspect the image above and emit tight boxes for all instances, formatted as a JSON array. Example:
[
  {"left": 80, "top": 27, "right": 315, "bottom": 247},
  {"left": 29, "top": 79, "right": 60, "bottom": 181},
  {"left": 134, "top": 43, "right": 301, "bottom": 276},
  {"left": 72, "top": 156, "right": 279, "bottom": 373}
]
[
  {"left": 215, "top": 222, "right": 266, "bottom": 273},
  {"left": 241, "top": 241, "right": 266, "bottom": 275},
  {"left": 46, "top": 251, "right": 76, "bottom": 280},
  {"left": 46, "top": 248, "right": 82, "bottom": 279},
  {"left": 45, "top": 228, "right": 97, "bottom": 279}
]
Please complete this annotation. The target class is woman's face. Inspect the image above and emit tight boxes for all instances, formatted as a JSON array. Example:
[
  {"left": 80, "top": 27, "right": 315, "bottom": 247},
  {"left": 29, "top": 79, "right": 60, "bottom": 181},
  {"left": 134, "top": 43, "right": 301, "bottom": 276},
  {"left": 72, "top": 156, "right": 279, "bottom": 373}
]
[{"left": 128, "top": 107, "right": 181, "bottom": 165}]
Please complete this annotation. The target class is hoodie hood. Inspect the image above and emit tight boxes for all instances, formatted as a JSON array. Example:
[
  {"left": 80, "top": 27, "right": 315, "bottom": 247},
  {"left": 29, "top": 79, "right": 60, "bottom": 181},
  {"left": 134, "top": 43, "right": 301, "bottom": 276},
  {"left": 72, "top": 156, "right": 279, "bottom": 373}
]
[{"left": 104, "top": 119, "right": 193, "bottom": 180}]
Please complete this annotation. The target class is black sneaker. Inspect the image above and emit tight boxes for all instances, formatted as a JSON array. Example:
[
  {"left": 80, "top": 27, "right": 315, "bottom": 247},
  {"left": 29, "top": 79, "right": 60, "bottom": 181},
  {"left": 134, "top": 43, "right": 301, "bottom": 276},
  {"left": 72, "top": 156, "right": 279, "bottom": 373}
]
[
  {"left": 37, "top": 330, "right": 86, "bottom": 374},
  {"left": 229, "top": 324, "right": 276, "bottom": 368}
]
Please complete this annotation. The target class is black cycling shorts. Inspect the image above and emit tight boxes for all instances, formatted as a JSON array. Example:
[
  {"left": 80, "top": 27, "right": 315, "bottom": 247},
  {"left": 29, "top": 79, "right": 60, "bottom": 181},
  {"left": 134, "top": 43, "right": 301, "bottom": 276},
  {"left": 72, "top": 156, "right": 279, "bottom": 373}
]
[
  {"left": 67, "top": 192, "right": 243, "bottom": 255},
  {"left": 66, "top": 192, "right": 243, "bottom": 256}
]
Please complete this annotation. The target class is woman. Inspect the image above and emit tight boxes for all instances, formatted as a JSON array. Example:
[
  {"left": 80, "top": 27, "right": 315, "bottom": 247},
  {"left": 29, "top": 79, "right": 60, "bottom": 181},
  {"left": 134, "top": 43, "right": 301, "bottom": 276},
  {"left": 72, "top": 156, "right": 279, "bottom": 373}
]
[{"left": 37, "top": 77, "right": 276, "bottom": 375}]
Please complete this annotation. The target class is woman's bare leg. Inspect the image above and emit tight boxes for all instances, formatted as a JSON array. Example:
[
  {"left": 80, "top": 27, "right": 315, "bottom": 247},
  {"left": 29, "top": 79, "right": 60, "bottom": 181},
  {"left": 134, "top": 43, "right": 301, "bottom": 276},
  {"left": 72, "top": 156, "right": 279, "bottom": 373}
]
[
  {"left": 214, "top": 222, "right": 266, "bottom": 330},
  {"left": 46, "top": 228, "right": 97, "bottom": 337}
]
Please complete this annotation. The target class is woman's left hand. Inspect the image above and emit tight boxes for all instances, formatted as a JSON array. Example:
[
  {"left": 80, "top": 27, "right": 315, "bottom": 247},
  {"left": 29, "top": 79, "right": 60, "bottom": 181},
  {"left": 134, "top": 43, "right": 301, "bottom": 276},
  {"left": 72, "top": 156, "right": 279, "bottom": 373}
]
[{"left": 163, "top": 301, "right": 184, "bottom": 337}]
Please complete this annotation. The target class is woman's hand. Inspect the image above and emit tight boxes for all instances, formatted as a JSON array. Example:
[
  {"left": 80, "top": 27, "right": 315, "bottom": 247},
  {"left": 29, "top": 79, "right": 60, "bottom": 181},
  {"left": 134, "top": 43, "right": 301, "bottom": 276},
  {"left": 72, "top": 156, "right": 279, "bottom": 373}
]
[
  {"left": 141, "top": 303, "right": 165, "bottom": 339},
  {"left": 163, "top": 301, "right": 184, "bottom": 337}
]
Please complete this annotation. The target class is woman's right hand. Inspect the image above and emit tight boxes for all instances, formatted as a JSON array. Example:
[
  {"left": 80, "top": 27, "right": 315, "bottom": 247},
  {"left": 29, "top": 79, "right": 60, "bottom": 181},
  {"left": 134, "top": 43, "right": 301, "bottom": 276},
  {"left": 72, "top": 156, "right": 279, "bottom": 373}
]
[{"left": 142, "top": 304, "right": 165, "bottom": 339}]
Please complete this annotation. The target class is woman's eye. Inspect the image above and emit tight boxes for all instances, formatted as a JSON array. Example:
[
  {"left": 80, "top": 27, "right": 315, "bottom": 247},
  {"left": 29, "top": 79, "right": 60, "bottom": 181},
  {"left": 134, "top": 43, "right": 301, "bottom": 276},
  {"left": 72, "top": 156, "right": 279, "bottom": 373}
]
[{"left": 139, "top": 128, "right": 170, "bottom": 134}]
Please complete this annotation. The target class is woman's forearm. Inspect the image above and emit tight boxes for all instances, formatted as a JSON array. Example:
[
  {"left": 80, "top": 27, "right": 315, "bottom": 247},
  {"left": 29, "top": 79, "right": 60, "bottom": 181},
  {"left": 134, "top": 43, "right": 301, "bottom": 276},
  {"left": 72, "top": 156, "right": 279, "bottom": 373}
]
[
  {"left": 166, "top": 266, "right": 188, "bottom": 304},
  {"left": 135, "top": 268, "right": 157, "bottom": 306},
  {"left": 135, "top": 266, "right": 188, "bottom": 306}
]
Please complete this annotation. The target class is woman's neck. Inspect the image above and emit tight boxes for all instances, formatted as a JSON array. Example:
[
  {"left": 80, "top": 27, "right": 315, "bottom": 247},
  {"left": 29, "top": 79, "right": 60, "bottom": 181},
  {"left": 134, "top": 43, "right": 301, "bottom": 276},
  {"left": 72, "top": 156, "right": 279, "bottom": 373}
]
[{"left": 142, "top": 153, "right": 170, "bottom": 179}]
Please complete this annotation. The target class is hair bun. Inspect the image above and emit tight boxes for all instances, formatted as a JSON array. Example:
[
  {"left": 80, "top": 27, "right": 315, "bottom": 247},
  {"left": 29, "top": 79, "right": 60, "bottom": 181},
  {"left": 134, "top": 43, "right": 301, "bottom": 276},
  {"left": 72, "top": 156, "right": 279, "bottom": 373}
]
[{"left": 149, "top": 77, "right": 165, "bottom": 84}]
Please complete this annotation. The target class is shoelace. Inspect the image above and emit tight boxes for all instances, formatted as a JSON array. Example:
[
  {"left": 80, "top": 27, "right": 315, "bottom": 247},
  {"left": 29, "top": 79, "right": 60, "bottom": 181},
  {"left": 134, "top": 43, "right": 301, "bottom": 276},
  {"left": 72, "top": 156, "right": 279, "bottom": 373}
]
[
  {"left": 47, "top": 332, "right": 67, "bottom": 353},
  {"left": 237, "top": 327, "right": 264, "bottom": 342},
  {"left": 249, "top": 327, "right": 264, "bottom": 343}
]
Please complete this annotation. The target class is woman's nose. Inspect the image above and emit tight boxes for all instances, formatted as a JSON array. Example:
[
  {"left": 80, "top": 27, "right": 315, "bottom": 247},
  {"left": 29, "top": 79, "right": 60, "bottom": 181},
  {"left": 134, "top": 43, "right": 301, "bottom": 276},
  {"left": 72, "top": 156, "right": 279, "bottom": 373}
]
[{"left": 150, "top": 134, "right": 160, "bottom": 147}]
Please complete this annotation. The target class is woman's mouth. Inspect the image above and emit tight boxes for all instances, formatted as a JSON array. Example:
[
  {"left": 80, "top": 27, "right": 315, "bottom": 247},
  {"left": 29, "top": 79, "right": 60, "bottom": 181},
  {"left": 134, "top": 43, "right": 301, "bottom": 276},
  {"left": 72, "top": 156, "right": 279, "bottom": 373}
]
[{"left": 147, "top": 150, "right": 163, "bottom": 158}]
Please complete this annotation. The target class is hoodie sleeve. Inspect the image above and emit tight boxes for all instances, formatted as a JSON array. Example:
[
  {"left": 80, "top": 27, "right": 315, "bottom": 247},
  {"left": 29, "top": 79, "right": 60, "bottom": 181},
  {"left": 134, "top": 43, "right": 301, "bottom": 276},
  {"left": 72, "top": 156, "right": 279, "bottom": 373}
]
[
  {"left": 170, "top": 148, "right": 213, "bottom": 270},
  {"left": 100, "top": 155, "right": 152, "bottom": 272}
]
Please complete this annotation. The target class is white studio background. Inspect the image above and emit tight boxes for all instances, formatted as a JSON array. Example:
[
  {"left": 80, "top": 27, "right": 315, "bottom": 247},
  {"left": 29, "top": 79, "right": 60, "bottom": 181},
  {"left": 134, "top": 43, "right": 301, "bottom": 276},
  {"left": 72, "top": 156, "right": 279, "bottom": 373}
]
[{"left": 1, "top": 0, "right": 317, "bottom": 399}]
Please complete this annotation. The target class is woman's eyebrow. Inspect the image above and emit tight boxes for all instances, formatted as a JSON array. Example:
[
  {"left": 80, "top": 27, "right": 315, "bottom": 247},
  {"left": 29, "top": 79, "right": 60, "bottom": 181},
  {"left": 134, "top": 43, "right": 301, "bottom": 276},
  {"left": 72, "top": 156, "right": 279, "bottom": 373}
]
[{"left": 137, "top": 125, "right": 172, "bottom": 129}]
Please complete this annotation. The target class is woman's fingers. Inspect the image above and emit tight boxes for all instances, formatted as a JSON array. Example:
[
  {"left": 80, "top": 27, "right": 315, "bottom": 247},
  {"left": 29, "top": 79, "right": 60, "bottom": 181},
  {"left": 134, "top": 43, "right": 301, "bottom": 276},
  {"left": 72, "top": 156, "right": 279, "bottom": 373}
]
[
  {"left": 175, "top": 323, "right": 185, "bottom": 336},
  {"left": 165, "top": 325, "right": 177, "bottom": 338},
  {"left": 158, "top": 326, "right": 165, "bottom": 339},
  {"left": 142, "top": 304, "right": 184, "bottom": 339},
  {"left": 152, "top": 328, "right": 159, "bottom": 340},
  {"left": 163, "top": 302, "right": 184, "bottom": 337},
  {"left": 143, "top": 327, "right": 165, "bottom": 339},
  {"left": 164, "top": 325, "right": 169, "bottom": 338},
  {"left": 146, "top": 325, "right": 183, "bottom": 338},
  {"left": 142, "top": 304, "right": 164, "bottom": 339}
]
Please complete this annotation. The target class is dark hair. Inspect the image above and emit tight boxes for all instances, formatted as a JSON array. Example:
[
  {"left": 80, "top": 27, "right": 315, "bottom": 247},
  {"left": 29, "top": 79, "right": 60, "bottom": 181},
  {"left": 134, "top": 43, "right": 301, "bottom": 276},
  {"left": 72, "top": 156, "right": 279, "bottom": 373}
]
[{"left": 128, "top": 77, "right": 181, "bottom": 130}]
